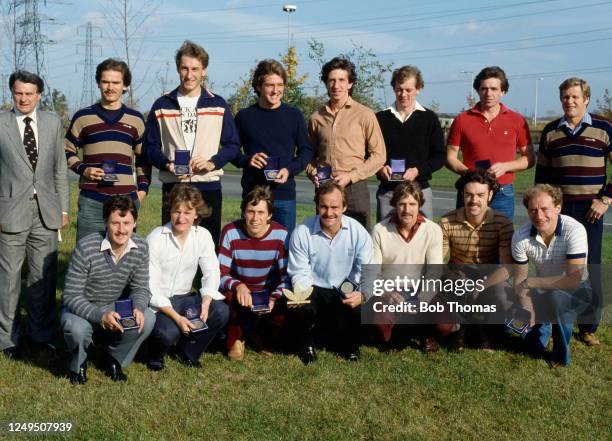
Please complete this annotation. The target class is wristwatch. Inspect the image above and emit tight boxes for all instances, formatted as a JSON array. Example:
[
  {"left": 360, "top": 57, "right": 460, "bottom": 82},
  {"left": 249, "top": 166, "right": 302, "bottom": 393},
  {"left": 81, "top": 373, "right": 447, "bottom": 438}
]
[
  {"left": 600, "top": 196, "right": 612, "bottom": 206},
  {"left": 519, "top": 278, "right": 530, "bottom": 290}
]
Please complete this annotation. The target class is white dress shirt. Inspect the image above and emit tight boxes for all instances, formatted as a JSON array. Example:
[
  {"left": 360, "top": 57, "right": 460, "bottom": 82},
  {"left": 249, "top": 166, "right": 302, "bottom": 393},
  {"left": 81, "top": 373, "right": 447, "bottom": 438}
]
[
  {"left": 15, "top": 108, "right": 40, "bottom": 150},
  {"left": 147, "top": 223, "right": 223, "bottom": 310}
]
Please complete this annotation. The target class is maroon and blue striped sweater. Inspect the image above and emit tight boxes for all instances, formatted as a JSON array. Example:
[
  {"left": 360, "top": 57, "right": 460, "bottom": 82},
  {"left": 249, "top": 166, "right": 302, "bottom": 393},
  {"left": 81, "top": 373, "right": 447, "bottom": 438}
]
[
  {"left": 535, "top": 113, "right": 612, "bottom": 201},
  {"left": 65, "top": 103, "right": 150, "bottom": 202},
  {"left": 218, "top": 220, "right": 289, "bottom": 299}
]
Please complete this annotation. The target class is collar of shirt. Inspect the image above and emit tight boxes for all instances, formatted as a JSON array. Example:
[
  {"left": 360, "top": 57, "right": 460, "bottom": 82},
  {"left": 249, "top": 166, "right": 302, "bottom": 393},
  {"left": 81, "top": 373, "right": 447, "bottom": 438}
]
[
  {"left": 100, "top": 233, "right": 138, "bottom": 262},
  {"left": 468, "top": 102, "right": 509, "bottom": 116},
  {"left": 324, "top": 95, "right": 355, "bottom": 115},
  {"left": 13, "top": 108, "right": 39, "bottom": 143},
  {"left": 14, "top": 107, "right": 38, "bottom": 123},
  {"left": 456, "top": 207, "right": 495, "bottom": 230},
  {"left": 386, "top": 101, "right": 426, "bottom": 123},
  {"left": 313, "top": 215, "right": 349, "bottom": 240},
  {"left": 558, "top": 113, "right": 592, "bottom": 135},
  {"left": 160, "top": 222, "right": 196, "bottom": 248},
  {"left": 389, "top": 213, "right": 425, "bottom": 242}
]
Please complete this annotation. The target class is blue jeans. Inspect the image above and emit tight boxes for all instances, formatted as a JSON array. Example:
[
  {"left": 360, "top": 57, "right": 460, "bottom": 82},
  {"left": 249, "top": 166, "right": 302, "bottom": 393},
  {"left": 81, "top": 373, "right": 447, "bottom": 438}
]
[
  {"left": 456, "top": 184, "right": 514, "bottom": 221},
  {"left": 272, "top": 199, "right": 296, "bottom": 237},
  {"left": 76, "top": 195, "right": 106, "bottom": 242},
  {"left": 148, "top": 294, "right": 229, "bottom": 363},
  {"left": 523, "top": 284, "right": 591, "bottom": 366},
  {"left": 77, "top": 194, "right": 140, "bottom": 242},
  {"left": 562, "top": 200, "right": 603, "bottom": 333}
]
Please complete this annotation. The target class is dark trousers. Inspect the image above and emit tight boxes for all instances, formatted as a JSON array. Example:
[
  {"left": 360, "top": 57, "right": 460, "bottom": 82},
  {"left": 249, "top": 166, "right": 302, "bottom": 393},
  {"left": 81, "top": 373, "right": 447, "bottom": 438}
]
[
  {"left": 345, "top": 180, "right": 371, "bottom": 231},
  {"left": 224, "top": 290, "right": 286, "bottom": 351},
  {"left": 148, "top": 294, "right": 229, "bottom": 363},
  {"left": 162, "top": 184, "right": 222, "bottom": 250},
  {"left": 562, "top": 200, "right": 603, "bottom": 333},
  {"left": 289, "top": 286, "right": 361, "bottom": 353}
]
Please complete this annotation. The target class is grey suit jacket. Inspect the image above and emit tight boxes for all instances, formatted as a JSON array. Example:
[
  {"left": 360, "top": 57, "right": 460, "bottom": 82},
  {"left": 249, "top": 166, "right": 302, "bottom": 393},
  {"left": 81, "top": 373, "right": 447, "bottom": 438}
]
[{"left": 0, "top": 110, "right": 69, "bottom": 232}]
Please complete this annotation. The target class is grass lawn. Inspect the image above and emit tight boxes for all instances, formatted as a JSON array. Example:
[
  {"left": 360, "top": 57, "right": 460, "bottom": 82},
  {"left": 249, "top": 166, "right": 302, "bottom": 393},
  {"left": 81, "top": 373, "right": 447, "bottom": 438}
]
[{"left": 1, "top": 184, "right": 609, "bottom": 440}]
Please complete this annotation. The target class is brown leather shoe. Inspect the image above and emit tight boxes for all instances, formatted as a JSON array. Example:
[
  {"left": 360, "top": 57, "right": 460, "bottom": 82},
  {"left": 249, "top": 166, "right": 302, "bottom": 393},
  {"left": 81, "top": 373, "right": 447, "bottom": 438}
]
[
  {"left": 579, "top": 332, "right": 600, "bottom": 347},
  {"left": 228, "top": 340, "right": 245, "bottom": 361},
  {"left": 422, "top": 336, "right": 439, "bottom": 353}
]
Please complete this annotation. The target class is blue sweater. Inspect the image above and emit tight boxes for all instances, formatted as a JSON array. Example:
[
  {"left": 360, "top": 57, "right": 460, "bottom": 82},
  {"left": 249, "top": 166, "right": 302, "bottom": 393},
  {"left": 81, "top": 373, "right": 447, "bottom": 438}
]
[{"left": 234, "top": 103, "right": 312, "bottom": 200}]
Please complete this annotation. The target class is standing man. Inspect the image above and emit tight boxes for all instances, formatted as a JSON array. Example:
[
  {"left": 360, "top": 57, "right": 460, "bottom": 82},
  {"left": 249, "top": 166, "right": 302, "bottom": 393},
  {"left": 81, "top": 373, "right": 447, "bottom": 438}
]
[
  {"left": 65, "top": 59, "right": 149, "bottom": 241},
  {"left": 447, "top": 66, "right": 535, "bottom": 220},
  {"left": 376, "top": 66, "right": 445, "bottom": 221},
  {"left": 144, "top": 40, "right": 241, "bottom": 247},
  {"left": 61, "top": 196, "right": 154, "bottom": 383},
  {"left": 535, "top": 77, "right": 612, "bottom": 347},
  {"left": 0, "top": 71, "right": 69, "bottom": 358},
  {"left": 234, "top": 59, "right": 312, "bottom": 235},
  {"left": 512, "top": 185, "right": 590, "bottom": 367},
  {"left": 439, "top": 169, "right": 514, "bottom": 351},
  {"left": 308, "top": 57, "right": 385, "bottom": 230},
  {"left": 288, "top": 182, "right": 373, "bottom": 362}
]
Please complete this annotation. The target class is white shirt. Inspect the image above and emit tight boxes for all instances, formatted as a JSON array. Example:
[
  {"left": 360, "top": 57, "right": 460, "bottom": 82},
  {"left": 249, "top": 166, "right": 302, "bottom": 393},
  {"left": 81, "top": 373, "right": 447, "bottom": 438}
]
[
  {"left": 14, "top": 109, "right": 39, "bottom": 152},
  {"left": 386, "top": 101, "right": 426, "bottom": 123},
  {"left": 100, "top": 234, "right": 138, "bottom": 264},
  {"left": 147, "top": 223, "right": 223, "bottom": 310},
  {"left": 511, "top": 214, "right": 588, "bottom": 280},
  {"left": 177, "top": 93, "right": 199, "bottom": 152}
]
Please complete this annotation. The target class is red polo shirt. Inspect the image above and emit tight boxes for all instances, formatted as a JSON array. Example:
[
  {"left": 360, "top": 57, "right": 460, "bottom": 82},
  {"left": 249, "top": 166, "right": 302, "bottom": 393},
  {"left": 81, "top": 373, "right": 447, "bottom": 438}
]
[{"left": 447, "top": 103, "right": 531, "bottom": 184}]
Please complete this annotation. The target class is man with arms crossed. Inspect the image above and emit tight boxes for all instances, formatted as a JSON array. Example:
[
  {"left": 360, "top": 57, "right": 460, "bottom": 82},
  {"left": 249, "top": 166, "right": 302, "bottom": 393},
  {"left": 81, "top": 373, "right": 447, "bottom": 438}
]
[
  {"left": 61, "top": 196, "right": 154, "bottom": 383},
  {"left": 0, "top": 71, "right": 69, "bottom": 358},
  {"left": 288, "top": 181, "right": 373, "bottom": 363},
  {"left": 307, "top": 57, "right": 385, "bottom": 230},
  {"left": 447, "top": 66, "right": 535, "bottom": 220},
  {"left": 535, "top": 77, "right": 612, "bottom": 347},
  {"left": 145, "top": 40, "right": 240, "bottom": 247}
]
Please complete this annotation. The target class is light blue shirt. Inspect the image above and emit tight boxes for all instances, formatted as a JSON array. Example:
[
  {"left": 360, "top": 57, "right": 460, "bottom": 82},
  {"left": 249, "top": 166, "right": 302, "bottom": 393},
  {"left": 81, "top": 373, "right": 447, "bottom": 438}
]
[
  {"left": 288, "top": 215, "right": 373, "bottom": 290},
  {"left": 558, "top": 112, "right": 592, "bottom": 135}
]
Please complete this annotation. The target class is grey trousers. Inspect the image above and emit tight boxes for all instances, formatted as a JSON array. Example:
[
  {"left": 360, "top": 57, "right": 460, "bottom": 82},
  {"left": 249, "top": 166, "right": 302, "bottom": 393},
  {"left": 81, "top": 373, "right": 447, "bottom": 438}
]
[
  {"left": 345, "top": 180, "right": 372, "bottom": 231},
  {"left": 0, "top": 199, "right": 58, "bottom": 350},
  {"left": 376, "top": 187, "right": 433, "bottom": 222},
  {"left": 60, "top": 306, "right": 155, "bottom": 373}
]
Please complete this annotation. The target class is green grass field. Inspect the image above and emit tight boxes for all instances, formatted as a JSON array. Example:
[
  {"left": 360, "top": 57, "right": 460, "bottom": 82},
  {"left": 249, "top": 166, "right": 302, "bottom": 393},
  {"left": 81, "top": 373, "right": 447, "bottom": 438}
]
[{"left": 0, "top": 185, "right": 609, "bottom": 441}]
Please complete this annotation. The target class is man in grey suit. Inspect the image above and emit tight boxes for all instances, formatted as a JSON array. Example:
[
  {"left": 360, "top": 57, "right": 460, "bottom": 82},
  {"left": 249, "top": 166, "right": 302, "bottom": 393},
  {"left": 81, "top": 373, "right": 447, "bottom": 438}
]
[{"left": 0, "top": 71, "right": 69, "bottom": 359}]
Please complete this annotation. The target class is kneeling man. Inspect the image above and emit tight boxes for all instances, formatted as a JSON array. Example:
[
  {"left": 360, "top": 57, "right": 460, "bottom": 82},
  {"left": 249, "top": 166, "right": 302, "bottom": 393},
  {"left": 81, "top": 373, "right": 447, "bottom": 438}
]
[
  {"left": 372, "top": 182, "right": 444, "bottom": 351},
  {"left": 288, "top": 181, "right": 373, "bottom": 362},
  {"left": 61, "top": 196, "right": 155, "bottom": 384},
  {"left": 512, "top": 184, "right": 590, "bottom": 367},
  {"left": 218, "top": 186, "right": 289, "bottom": 361},
  {"left": 146, "top": 184, "right": 229, "bottom": 370}
]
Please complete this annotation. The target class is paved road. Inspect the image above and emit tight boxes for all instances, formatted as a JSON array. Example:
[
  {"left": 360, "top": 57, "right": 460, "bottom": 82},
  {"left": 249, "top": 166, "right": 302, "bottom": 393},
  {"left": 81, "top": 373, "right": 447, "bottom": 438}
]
[{"left": 73, "top": 170, "right": 612, "bottom": 231}]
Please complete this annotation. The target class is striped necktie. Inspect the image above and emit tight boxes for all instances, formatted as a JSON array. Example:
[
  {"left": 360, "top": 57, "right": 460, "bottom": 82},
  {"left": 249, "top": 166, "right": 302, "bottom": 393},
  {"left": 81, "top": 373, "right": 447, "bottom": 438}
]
[{"left": 23, "top": 116, "right": 38, "bottom": 170}]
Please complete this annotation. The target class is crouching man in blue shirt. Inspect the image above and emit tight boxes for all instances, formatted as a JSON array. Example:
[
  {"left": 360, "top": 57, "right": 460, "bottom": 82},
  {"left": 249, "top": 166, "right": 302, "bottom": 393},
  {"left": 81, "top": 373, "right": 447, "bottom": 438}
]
[{"left": 288, "top": 181, "right": 373, "bottom": 363}]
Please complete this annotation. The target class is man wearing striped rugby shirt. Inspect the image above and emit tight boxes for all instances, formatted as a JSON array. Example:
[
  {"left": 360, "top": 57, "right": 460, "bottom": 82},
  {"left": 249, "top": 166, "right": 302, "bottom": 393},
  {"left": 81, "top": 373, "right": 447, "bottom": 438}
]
[
  {"left": 65, "top": 59, "right": 150, "bottom": 241},
  {"left": 218, "top": 186, "right": 290, "bottom": 361}
]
